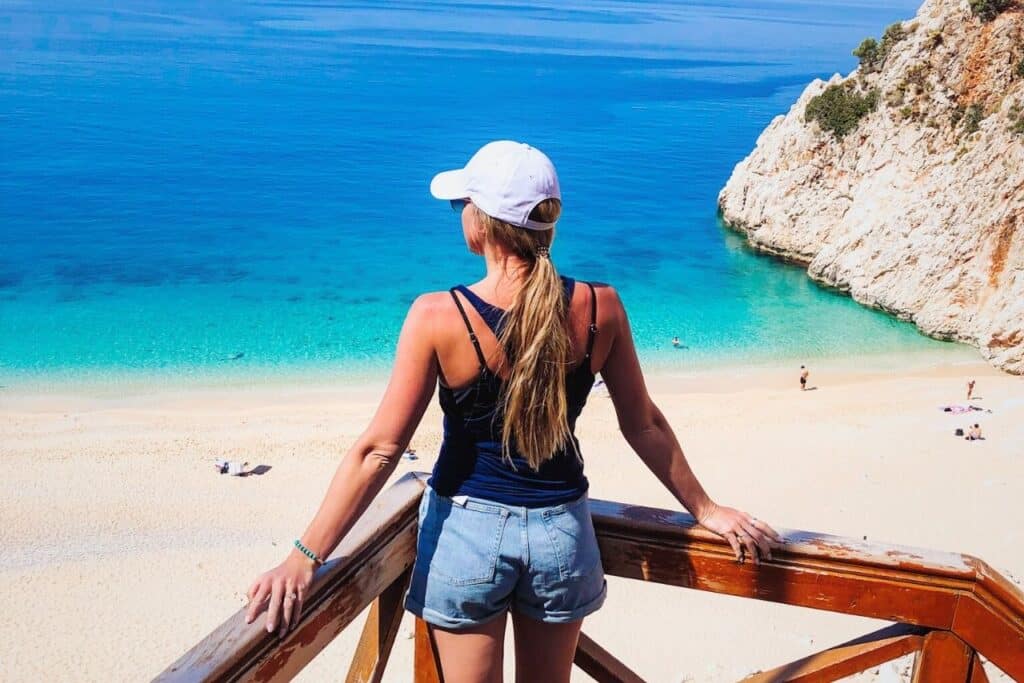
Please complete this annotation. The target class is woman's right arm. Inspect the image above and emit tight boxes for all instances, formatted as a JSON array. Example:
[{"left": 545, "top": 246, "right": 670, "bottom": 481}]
[
  {"left": 244, "top": 294, "right": 443, "bottom": 635},
  {"left": 598, "top": 287, "right": 782, "bottom": 562}
]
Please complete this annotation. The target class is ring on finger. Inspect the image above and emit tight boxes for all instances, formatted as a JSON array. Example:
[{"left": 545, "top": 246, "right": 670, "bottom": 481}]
[{"left": 286, "top": 593, "right": 297, "bottom": 601}]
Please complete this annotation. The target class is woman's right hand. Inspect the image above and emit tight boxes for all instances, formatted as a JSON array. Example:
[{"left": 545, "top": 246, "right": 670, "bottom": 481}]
[
  {"left": 697, "top": 502, "right": 783, "bottom": 564},
  {"left": 245, "top": 551, "right": 316, "bottom": 636}
]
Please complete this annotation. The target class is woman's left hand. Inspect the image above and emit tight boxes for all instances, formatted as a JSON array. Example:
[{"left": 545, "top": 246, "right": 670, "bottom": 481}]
[
  {"left": 245, "top": 551, "right": 316, "bottom": 636},
  {"left": 697, "top": 503, "right": 783, "bottom": 564}
]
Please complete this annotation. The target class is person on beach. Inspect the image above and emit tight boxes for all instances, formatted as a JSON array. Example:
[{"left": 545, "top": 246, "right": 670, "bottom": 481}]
[
  {"left": 244, "top": 141, "right": 782, "bottom": 682},
  {"left": 672, "top": 336, "right": 681, "bottom": 348},
  {"left": 966, "top": 423, "right": 983, "bottom": 441},
  {"left": 800, "top": 365, "right": 809, "bottom": 390},
  {"left": 967, "top": 379, "right": 976, "bottom": 401}
]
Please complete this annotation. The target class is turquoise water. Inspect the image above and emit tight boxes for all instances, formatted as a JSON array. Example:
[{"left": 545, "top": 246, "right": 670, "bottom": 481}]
[{"left": 0, "top": 0, "right": 949, "bottom": 384}]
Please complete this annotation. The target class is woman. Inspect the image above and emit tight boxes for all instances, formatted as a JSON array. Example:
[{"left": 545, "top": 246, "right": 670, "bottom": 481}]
[{"left": 245, "top": 141, "right": 782, "bottom": 682}]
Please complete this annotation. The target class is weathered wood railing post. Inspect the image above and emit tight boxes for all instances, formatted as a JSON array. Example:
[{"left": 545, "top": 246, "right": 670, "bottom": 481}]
[
  {"left": 414, "top": 618, "right": 444, "bottom": 683},
  {"left": 910, "top": 631, "right": 974, "bottom": 682},
  {"left": 344, "top": 569, "right": 412, "bottom": 683}
]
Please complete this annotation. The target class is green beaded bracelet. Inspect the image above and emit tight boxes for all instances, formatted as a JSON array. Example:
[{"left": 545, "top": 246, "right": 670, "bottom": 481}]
[{"left": 294, "top": 539, "right": 325, "bottom": 566}]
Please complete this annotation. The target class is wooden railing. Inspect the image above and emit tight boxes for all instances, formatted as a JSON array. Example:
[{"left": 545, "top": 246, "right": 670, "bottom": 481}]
[{"left": 157, "top": 473, "right": 1024, "bottom": 682}]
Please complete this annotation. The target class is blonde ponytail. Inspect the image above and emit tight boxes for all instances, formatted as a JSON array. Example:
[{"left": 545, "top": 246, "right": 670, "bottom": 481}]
[{"left": 474, "top": 199, "right": 572, "bottom": 470}]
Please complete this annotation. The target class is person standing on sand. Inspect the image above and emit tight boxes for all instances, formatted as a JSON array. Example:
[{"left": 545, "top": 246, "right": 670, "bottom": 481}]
[
  {"left": 243, "top": 141, "right": 782, "bottom": 682},
  {"left": 800, "top": 365, "right": 809, "bottom": 391},
  {"left": 967, "top": 379, "right": 976, "bottom": 401}
]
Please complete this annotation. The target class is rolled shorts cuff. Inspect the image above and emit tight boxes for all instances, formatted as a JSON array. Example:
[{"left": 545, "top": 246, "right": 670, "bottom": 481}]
[
  {"left": 514, "top": 578, "right": 608, "bottom": 624},
  {"left": 404, "top": 594, "right": 509, "bottom": 631}
]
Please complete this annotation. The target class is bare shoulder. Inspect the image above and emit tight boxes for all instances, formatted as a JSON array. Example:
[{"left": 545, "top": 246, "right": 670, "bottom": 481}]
[
  {"left": 404, "top": 291, "right": 457, "bottom": 331},
  {"left": 410, "top": 290, "right": 454, "bottom": 313},
  {"left": 588, "top": 281, "right": 626, "bottom": 323},
  {"left": 589, "top": 281, "right": 621, "bottom": 302}
]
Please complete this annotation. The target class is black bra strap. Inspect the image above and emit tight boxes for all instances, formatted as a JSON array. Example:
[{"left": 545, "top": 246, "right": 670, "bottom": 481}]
[
  {"left": 449, "top": 288, "right": 487, "bottom": 368},
  {"left": 584, "top": 281, "right": 597, "bottom": 359}
]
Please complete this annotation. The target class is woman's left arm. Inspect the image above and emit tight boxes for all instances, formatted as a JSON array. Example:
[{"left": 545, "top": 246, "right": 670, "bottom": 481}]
[{"left": 245, "top": 295, "right": 441, "bottom": 634}]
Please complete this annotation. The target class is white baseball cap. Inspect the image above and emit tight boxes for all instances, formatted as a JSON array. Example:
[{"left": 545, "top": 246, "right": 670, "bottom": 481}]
[{"left": 430, "top": 140, "right": 561, "bottom": 231}]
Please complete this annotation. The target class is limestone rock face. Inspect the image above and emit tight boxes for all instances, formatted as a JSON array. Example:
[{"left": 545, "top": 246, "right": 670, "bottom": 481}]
[{"left": 719, "top": 0, "right": 1024, "bottom": 373}]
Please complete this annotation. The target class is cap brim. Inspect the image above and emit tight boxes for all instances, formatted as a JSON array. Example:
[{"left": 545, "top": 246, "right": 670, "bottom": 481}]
[{"left": 430, "top": 169, "right": 469, "bottom": 200}]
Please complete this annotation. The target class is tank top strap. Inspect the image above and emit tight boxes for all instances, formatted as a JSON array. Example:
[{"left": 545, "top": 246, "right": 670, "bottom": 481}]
[
  {"left": 583, "top": 281, "right": 597, "bottom": 360},
  {"left": 453, "top": 285, "right": 505, "bottom": 335},
  {"left": 448, "top": 288, "right": 487, "bottom": 369}
]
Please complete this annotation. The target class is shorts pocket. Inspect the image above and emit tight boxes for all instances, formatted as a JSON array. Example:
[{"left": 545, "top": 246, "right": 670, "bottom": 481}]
[
  {"left": 542, "top": 497, "right": 602, "bottom": 582},
  {"left": 417, "top": 492, "right": 509, "bottom": 586}
]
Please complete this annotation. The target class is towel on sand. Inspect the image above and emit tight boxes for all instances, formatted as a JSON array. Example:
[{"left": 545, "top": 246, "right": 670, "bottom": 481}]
[
  {"left": 214, "top": 459, "right": 248, "bottom": 475},
  {"left": 940, "top": 405, "right": 989, "bottom": 414}
]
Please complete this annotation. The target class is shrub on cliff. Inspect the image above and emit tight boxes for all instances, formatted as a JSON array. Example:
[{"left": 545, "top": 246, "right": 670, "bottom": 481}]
[
  {"left": 1017, "top": 56, "right": 1024, "bottom": 79},
  {"left": 963, "top": 104, "right": 985, "bottom": 134},
  {"left": 904, "top": 64, "right": 929, "bottom": 94},
  {"left": 951, "top": 105, "right": 965, "bottom": 127},
  {"left": 880, "top": 23, "right": 907, "bottom": 54},
  {"left": 853, "top": 23, "right": 908, "bottom": 73},
  {"left": 969, "top": 0, "right": 1011, "bottom": 22},
  {"left": 1009, "top": 103, "right": 1024, "bottom": 136},
  {"left": 853, "top": 38, "right": 881, "bottom": 71},
  {"left": 805, "top": 83, "right": 880, "bottom": 139}
]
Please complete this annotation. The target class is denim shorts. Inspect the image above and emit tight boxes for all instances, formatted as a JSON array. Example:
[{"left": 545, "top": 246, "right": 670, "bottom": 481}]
[{"left": 404, "top": 486, "right": 607, "bottom": 630}]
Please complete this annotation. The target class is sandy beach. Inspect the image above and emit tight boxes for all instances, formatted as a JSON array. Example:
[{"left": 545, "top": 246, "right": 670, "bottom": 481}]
[{"left": 1, "top": 350, "right": 1021, "bottom": 682}]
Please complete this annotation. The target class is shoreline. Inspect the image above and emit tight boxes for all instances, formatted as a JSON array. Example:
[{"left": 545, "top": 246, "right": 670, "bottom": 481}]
[{"left": 0, "top": 342, "right": 988, "bottom": 399}]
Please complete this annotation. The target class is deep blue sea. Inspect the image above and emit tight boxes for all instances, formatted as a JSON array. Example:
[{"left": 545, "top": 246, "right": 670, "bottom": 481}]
[{"left": 0, "top": 0, "right": 947, "bottom": 384}]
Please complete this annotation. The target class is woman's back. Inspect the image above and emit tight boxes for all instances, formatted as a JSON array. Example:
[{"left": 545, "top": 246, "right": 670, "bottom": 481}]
[
  {"left": 429, "top": 276, "right": 600, "bottom": 506},
  {"left": 429, "top": 276, "right": 613, "bottom": 392}
]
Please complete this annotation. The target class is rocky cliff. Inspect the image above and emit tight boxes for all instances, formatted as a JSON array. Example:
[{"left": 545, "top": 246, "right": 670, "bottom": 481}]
[{"left": 718, "top": 0, "right": 1024, "bottom": 373}]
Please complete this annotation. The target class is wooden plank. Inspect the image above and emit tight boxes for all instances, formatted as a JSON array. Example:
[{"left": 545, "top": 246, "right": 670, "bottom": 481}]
[
  {"left": 414, "top": 618, "right": 444, "bottom": 683},
  {"left": 572, "top": 631, "right": 645, "bottom": 683},
  {"left": 344, "top": 568, "right": 412, "bottom": 683},
  {"left": 589, "top": 499, "right": 1019, "bottom": 628},
  {"left": 741, "top": 623, "right": 926, "bottom": 682},
  {"left": 156, "top": 472, "right": 425, "bottom": 683},
  {"left": 589, "top": 500, "right": 976, "bottom": 580},
  {"left": 951, "top": 593, "right": 1024, "bottom": 681},
  {"left": 911, "top": 631, "right": 973, "bottom": 682},
  {"left": 594, "top": 532, "right": 961, "bottom": 629},
  {"left": 969, "top": 656, "right": 990, "bottom": 683}
]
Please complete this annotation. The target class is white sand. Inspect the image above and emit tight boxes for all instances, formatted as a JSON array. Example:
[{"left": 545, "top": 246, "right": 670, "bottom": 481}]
[{"left": 1, "top": 351, "right": 1021, "bottom": 682}]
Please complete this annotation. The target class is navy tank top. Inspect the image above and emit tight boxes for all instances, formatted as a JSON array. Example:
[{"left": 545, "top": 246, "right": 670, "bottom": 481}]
[{"left": 428, "top": 277, "right": 597, "bottom": 507}]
